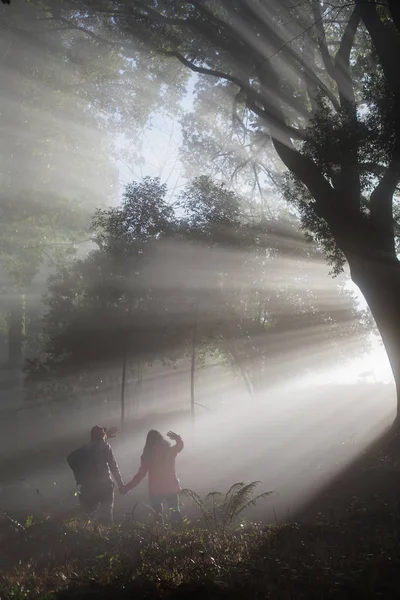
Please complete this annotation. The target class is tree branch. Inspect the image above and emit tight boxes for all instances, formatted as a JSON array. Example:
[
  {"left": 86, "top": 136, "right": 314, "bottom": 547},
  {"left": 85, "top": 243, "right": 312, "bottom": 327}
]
[
  {"left": 88, "top": 8, "right": 196, "bottom": 28},
  {"left": 312, "top": 0, "right": 337, "bottom": 81},
  {"left": 272, "top": 139, "right": 337, "bottom": 223},
  {"left": 388, "top": 0, "right": 400, "bottom": 34},
  {"left": 231, "top": 0, "right": 340, "bottom": 111},
  {"left": 312, "top": 2, "right": 360, "bottom": 106},
  {"left": 58, "top": 17, "right": 116, "bottom": 46},
  {"left": 162, "top": 50, "right": 238, "bottom": 85},
  {"left": 370, "top": 159, "right": 400, "bottom": 255},
  {"left": 359, "top": 162, "right": 389, "bottom": 177},
  {"left": 331, "top": 7, "right": 362, "bottom": 209},
  {"left": 163, "top": 50, "right": 306, "bottom": 141},
  {"left": 334, "top": 6, "right": 361, "bottom": 105},
  {"left": 356, "top": 0, "right": 400, "bottom": 95}
]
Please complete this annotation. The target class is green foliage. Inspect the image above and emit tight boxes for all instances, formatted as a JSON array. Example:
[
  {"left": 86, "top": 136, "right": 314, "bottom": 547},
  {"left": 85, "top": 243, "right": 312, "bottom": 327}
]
[
  {"left": 92, "top": 177, "right": 174, "bottom": 247},
  {"left": 178, "top": 175, "right": 241, "bottom": 239},
  {"left": 182, "top": 482, "right": 275, "bottom": 532},
  {"left": 25, "top": 514, "right": 34, "bottom": 529},
  {"left": 26, "top": 176, "right": 369, "bottom": 400},
  {"left": 282, "top": 169, "right": 347, "bottom": 276},
  {"left": 281, "top": 65, "right": 400, "bottom": 274},
  {"left": 24, "top": 175, "right": 247, "bottom": 396}
]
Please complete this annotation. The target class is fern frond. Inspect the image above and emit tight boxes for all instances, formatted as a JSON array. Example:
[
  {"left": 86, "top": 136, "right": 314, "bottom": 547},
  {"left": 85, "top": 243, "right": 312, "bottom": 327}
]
[
  {"left": 181, "top": 488, "right": 212, "bottom": 526},
  {"left": 231, "top": 490, "right": 275, "bottom": 520},
  {"left": 183, "top": 482, "right": 274, "bottom": 531},
  {"left": 223, "top": 482, "right": 261, "bottom": 526},
  {"left": 221, "top": 482, "right": 246, "bottom": 528},
  {"left": 205, "top": 491, "right": 223, "bottom": 504}
]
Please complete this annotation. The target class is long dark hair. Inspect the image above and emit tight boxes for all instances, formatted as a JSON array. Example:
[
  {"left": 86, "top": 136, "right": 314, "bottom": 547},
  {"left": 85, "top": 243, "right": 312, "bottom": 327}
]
[{"left": 142, "top": 429, "right": 169, "bottom": 464}]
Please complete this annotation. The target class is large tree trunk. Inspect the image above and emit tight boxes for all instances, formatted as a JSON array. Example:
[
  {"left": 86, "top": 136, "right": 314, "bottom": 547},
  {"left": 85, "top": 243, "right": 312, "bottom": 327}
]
[{"left": 349, "top": 257, "right": 400, "bottom": 425}]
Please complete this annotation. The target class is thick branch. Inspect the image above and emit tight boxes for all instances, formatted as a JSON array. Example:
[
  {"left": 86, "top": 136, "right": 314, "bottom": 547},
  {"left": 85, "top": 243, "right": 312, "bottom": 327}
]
[
  {"left": 370, "top": 159, "right": 400, "bottom": 255},
  {"left": 272, "top": 139, "right": 336, "bottom": 223},
  {"left": 356, "top": 0, "right": 400, "bottom": 96},
  {"left": 388, "top": 0, "right": 400, "bottom": 35},
  {"left": 245, "top": 98, "right": 306, "bottom": 141},
  {"left": 303, "top": 66, "right": 340, "bottom": 112},
  {"left": 360, "top": 162, "right": 389, "bottom": 177},
  {"left": 230, "top": 0, "right": 340, "bottom": 111},
  {"left": 303, "top": 42, "right": 318, "bottom": 119},
  {"left": 312, "top": 2, "right": 360, "bottom": 106},
  {"left": 334, "top": 6, "right": 361, "bottom": 105},
  {"left": 312, "top": 0, "right": 337, "bottom": 81}
]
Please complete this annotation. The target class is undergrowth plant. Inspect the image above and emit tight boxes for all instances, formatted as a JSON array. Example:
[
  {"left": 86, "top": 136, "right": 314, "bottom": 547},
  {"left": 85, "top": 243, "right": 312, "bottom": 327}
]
[{"left": 181, "top": 481, "right": 275, "bottom": 532}]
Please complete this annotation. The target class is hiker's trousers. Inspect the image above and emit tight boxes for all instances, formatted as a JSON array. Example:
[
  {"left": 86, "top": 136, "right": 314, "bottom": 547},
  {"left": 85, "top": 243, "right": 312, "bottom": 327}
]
[{"left": 79, "top": 480, "right": 114, "bottom": 525}]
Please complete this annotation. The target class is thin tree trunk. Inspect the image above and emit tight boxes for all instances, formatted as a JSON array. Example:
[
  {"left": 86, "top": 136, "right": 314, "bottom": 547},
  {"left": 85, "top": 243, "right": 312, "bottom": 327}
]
[
  {"left": 133, "top": 360, "right": 143, "bottom": 418},
  {"left": 8, "top": 294, "right": 25, "bottom": 368},
  {"left": 228, "top": 346, "right": 254, "bottom": 398},
  {"left": 190, "top": 313, "right": 197, "bottom": 431},
  {"left": 121, "top": 304, "right": 133, "bottom": 430},
  {"left": 120, "top": 337, "right": 128, "bottom": 431}
]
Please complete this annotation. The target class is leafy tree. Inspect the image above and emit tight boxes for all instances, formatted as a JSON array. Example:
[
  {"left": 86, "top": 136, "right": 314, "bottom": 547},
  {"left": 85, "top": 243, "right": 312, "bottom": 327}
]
[
  {"left": 34, "top": 0, "right": 400, "bottom": 420},
  {"left": 0, "top": 0, "right": 196, "bottom": 370},
  {"left": 27, "top": 177, "right": 241, "bottom": 388},
  {"left": 0, "top": 2, "right": 123, "bottom": 369},
  {"left": 28, "top": 177, "right": 369, "bottom": 414}
]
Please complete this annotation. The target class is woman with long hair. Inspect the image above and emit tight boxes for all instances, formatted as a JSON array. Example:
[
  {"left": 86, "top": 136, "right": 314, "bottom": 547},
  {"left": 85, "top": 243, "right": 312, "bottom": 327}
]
[{"left": 121, "top": 429, "right": 184, "bottom": 523}]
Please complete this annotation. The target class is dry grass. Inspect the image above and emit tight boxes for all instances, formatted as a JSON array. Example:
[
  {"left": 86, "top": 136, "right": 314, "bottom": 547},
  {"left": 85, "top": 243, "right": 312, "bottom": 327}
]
[{"left": 1, "top": 488, "right": 400, "bottom": 599}]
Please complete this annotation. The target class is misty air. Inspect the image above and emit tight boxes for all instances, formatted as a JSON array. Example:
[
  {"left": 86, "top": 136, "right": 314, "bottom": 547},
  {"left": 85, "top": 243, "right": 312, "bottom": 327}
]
[{"left": 1, "top": 1, "right": 400, "bottom": 598}]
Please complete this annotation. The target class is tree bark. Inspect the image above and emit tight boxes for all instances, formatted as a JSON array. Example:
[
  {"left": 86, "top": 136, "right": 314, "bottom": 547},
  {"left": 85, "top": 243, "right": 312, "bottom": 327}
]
[
  {"left": 228, "top": 345, "right": 254, "bottom": 398},
  {"left": 7, "top": 294, "right": 24, "bottom": 368},
  {"left": 349, "top": 256, "right": 400, "bottom": 425},
  {"left": 190, "top": 314, "right": 197, "bottom": 432},
  {"left": 120, "top": 339, "right": 127, "bottom": 431}
]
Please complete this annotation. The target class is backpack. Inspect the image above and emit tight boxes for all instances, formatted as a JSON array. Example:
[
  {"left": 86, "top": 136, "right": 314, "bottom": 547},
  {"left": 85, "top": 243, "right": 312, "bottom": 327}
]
[{"left": 67, "top": 444, "right": 101, "bottom": 485}]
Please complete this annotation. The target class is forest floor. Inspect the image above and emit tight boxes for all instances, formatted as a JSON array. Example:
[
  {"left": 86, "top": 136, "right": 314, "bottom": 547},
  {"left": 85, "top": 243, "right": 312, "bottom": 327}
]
[{"left": 2, "top": 425, "right": 400, "bottom": 599}]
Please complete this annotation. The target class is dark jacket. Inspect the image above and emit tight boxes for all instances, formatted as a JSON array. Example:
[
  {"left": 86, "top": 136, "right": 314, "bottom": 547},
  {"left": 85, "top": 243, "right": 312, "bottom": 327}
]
[{"left": 82, "top": 440, "right": 124, "bottom": 488}]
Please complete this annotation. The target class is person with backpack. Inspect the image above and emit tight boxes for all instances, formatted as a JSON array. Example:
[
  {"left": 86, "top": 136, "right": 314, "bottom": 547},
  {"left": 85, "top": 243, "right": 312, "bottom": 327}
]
[
  {"left": 67, "top": 425, "right": 124, "bottom": 525},
  {"left": 120, "top": 430, "right": 184, "bottom": 524}
]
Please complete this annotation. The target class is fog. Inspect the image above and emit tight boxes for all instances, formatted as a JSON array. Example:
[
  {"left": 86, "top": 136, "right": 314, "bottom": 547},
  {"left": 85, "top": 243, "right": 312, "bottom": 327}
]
[
  {"left": 0, "top": 0, "right": 397, "bottom": 530},
  {"left": 1, "top": 346, "right": 395, "bottom": 523}
]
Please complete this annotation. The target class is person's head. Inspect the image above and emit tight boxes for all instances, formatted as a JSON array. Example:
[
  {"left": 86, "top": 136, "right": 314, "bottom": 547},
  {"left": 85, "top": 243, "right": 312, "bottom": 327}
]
[
  {"left": 90, "top": 425, "right": 106, "bottom": 442},
  {"left": 142, "top": 429, "right": 169, "bottom": 461}
]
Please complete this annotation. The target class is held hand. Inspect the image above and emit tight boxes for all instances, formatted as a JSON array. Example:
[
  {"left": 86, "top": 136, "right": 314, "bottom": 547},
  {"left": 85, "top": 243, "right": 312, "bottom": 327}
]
[
  {"left": 119, "top": 485, "right": 129, "bottom": 495},
  {"left": 167, "top": 430, "right": 179, "bottom": 441},
  {"left": 106, "top": 426, "right": 118, "bottom": 439}
]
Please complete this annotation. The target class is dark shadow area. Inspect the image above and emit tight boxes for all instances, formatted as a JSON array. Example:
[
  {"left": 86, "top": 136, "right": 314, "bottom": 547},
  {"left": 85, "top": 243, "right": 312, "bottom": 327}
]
[{"left": 297, "top": 423, "right": 400, "bottom": 522}]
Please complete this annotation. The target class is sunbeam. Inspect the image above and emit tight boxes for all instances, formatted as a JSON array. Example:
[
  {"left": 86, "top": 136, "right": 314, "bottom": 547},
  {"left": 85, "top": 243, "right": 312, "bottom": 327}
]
[{"left": 1, "top": 1, "right": 400, "bottom": 596}]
